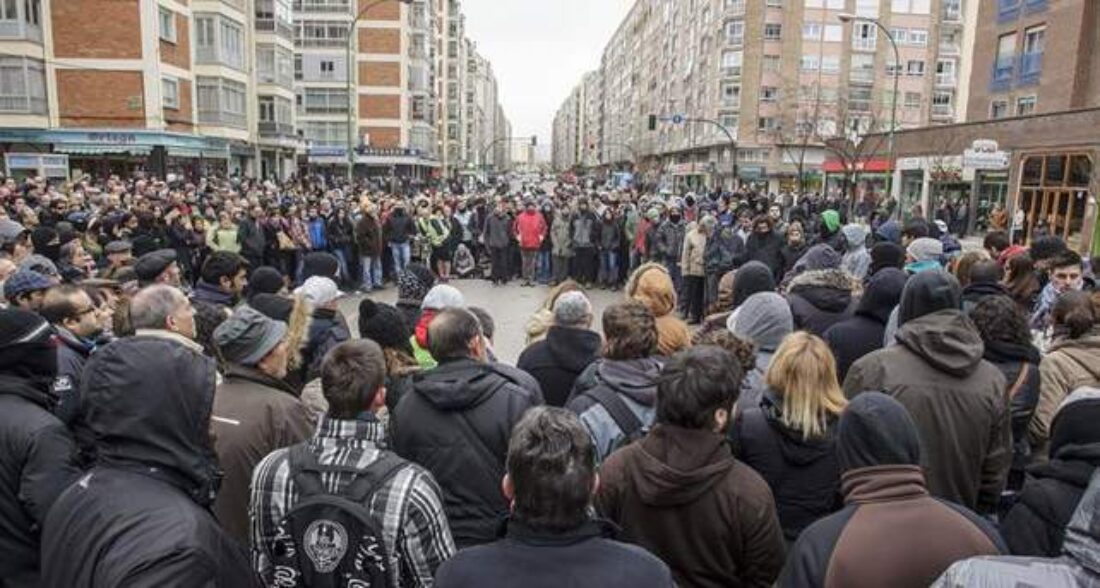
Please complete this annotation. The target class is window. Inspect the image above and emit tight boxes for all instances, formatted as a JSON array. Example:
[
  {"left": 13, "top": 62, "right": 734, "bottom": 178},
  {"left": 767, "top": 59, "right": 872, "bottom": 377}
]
[
  {"left": 319, "top": 60, "right": 335, "bottom": 79},
  {"left": 803, "top": 22, "right": 822, "bottom": 40},
  {"left": 821, "top": 55, "right": 840, "bottom": 73},
  {"left": 906, "top": 60, "right": 925, "bottom": 75},
  {"left": 993, "top": 33, "right": 1016, "bottom": 85},
  {"left": 197, "top": 77, "right": 247, "bottom": 129},
  {"left": 726, "top": 20, "right": 744, "bottom": 44},
  {"left": 720, "top": 82, "right": 741, "bottom": 106},
  {"left": 932, "top": 91, "right": 953, "bottom": 115},
  {"left": 936, "top": 59, "right": 956, "bottom": 85},
  {"left": 158, "top": 8, "right": 176, "bottom": 43},
  {"left": 990, "top": 100, "right": 1009, "bottom": 118},
  {"left": 1023, "top": 25, "right": 1045, "bottom": 54},
  {"left": 761, "top": 86, "right": 779, "bottom": 102},
  {"left": 257, "top": 46, "right": 276, "bottom": 84},
  {"left": 294, "top": 54, "right": 302, "bottom": 80},
  {"left": 890, "top": 28, "right": 908, "bottom": 44},
  {"left": 300, "top": 88, "right": 348, "bottom": 114},
  {"left": 722, "top": 50, "right": 743, "bottom": 75},
  {"left": 757, "top": 117, "right": 778, "bottom": 132},
  {"left": 762, "top": 54, "right": 781, "bottom": 72},
  {"left": 195, "top": 16, "right": 214, "bottom": 48},
  {"left": 766, "top": 0, "right": 781, "bottom": 6},
  {"left": 904, "top": 91, "right": 922, "bottom": 109},
  {"left": 259, "top": 96, "right": 274, "bottom": 122},
  {"left": 908, "top": 28, "right": 928, "bottom": 46},
  {"left": 850, "top": 53, "right": 875, "bottom": 82},
  {"left": 853, "top": 22, "right": 876, "bottom": 51},
  {"left": 1016, "top": 95, "right": 1036, "bottom": 116},
  {"left": 801, "top": 55, "right": 819, "bottom": 71},
  {"left": 823, "top": 24, "right": 842, "bottom": 42},
  {"left": 892, "top": 0, "right": 931, "bottom": 13},
  {"left": 805, "top": 0, "right": 822, "bottom": 6},
  {"left": 220, "top": 19, "right": 244, "bottom": 69},
  {"left": 0, "top": 56, "right": 47, "bottom": 114},
  {"left": 195, "top": 14, "right": 245, "bottom": 70},
  {"left": 161, "top": 77, "right": 178, "bottom": 109},
  {"left": 856, "top": 0, "right": 879, "bottom": 17},
  {"left": 764, "top": 23, "right": 782, "bottom": 40}
]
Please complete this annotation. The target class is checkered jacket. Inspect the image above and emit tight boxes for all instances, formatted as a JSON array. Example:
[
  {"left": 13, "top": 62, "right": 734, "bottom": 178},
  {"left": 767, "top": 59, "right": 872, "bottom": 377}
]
[{"left": 250, "top": 415, "right": 455, "bottom": 587}]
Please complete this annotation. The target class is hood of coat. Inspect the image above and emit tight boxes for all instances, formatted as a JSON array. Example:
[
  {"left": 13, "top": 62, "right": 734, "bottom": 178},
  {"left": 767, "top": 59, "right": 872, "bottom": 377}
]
[
  {"left": 788, "top": 269, "right": 859, "bottom": 313},
  {"left": 0, "top": 372, "right": 56, "bottom": 411},
  {"left": 80, "top": 336, "right": 221, "bottom": 506},
  {"left": 837, "top": 391, "right": 922, "bottom": 472},
  {"left": 982, "top": 339, "right": 1041, "bottom": 366},
  {"left": 791, "top": 243, "right": 842, "bottom": 276},
  {"left": 875, "top": 220, "right": 901, "bottom": 244},
  {"left": 897, "top": 270, "right": 962, "bottom": 328},
  {"left": 731, "top": 261, "right": 776, "bottom": 309},
  {"left": 856, "top": 267, "right": 907, "bottom": 324},
  {"left": 412, "top": 358, "right": 526, "bottom": 411},
  {"left": 597, "top": 357, "right": 662, "bottom": 406},
  {"left": 760, "top": 393, "right": 838, "bottom": 466},
  {"left": 546, "top": 326, "right": 603, "bottom": 372},
  {"left": 841, "top": 224, "right": 868, "bottom": 252},
  {"left": 627, "top": 263, "right": 677, "bottom": 317},
  {"left": 1062, "top": 470, "right": 1100, "bottom": 573},
  {"left": 630, "top": 424, "right": 736, "bottom": 506},
  {"left": 1047, "top": 335, "right": 1100, "bottom": 384},
  {"left": 895, "top": 309, "right": 985, "bottom": 377},
  {"left": 729, "top": 292, "right": 793, "bottom": 353},
  {"left": 961, "top": 281, "right": 1008, "bottom": 301}
]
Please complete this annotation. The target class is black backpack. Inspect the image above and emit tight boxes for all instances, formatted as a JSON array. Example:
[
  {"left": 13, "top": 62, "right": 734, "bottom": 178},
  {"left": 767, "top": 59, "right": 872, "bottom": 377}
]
[
  {"left": 584, "top": 385, "right": 646, "bottom": 452},
  {"left": 270, "top": 444, "right": 407, "bottom": 588}
]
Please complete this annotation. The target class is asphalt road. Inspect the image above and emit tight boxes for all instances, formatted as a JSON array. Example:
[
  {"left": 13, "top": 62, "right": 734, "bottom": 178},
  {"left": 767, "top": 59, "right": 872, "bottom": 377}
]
[{"left": 337, "top": 278, "right": 624, "bottom": 364}]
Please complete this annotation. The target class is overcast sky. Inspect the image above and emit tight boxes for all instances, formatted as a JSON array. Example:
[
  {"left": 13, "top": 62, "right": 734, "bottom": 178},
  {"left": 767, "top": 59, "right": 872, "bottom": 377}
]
[{"left": 460, "top": 0, "right": 635, "bottom": 154}]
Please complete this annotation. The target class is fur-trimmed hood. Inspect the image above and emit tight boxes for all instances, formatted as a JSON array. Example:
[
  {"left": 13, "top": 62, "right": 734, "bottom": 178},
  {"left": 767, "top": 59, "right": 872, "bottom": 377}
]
[
  {"left": 283, "top": 294, "right": 312, "bottom": 371},
  {"left": 788, "top": 269, "right": 862, "bottom": 314}
]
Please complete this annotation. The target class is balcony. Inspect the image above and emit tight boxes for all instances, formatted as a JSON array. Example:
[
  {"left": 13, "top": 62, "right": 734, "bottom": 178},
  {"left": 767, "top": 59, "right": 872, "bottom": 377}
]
[
  {"left": 990, "top": 58, "right": 1015, "bottom": 91},
  {"left": 1025, "top": 0, "right": 1048, "bottom": 14},
  {"left": 726, "top": 34, "right": 744, "bottom": 46},
  {"left": 849, "top": 69, "right": 875, "bottom": 84},
  {"left": 199, "top": 110, "right": 247, "bottom": 129},
  {"left": 0, "top": 95, "right": 47, "bottom": 114},
  {"left": 259, "top": 121, "right": 295, "bottom": 137},
  {"left": 852, "top": 38, "right": 876, "bottom": 52},
  {"left": 1018, "top": 51, "right": 1043, "bottom": 86},
  {"left": 0, "top": 19, "right": 42, "bottom": 42},
  {"left": 932, "top": 104, "right": 955, "bottom": 119},
  {"left": 941, "top": 5, "right": 962, "bottom": 23},
  {"left": 256, "top": 18, "right": 294, "bottom": 41},
  {"left": 935, "top": 73, "right": 956, "bottom": 87},
  {"left": 720, "top": 66, "right": 742, "bottom": 78},
  {"left": 292, "top": 0, "right": 350, "bottom": 13},
  {"left": 724, "top": 0, "right": 745, "bottom": 15},
  {"left": 939, "top": 43, "right": 960, "bottom": 56}
]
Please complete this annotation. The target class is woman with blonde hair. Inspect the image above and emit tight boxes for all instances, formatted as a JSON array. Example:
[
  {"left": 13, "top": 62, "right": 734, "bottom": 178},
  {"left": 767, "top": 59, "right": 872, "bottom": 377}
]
[{"left": 730, "top": 331, "right": 847, "bottom": 543}]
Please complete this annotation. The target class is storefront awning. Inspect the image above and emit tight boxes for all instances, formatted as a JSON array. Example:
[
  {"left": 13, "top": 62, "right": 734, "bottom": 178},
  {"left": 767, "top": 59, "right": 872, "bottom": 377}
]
[
  {"left": 55, "top": 144, "right": 152, "bottom": 156},
  {"left": 822, "top": 158, "right": 893, "bottom": 173}
]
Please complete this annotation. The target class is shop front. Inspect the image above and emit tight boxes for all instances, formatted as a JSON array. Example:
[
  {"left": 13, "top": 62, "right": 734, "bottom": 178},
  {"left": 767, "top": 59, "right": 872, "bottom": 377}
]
[
  {"left": 3, "top": 153, "right": 70, "bottom": 181},
  {"left": 892, "top": 142, "right": 1011, "bottom": 235},
  {"left": 1013, "top": 151, "right": 1094, "bottom": 253},
  {"left": 821, "top": 157, "right": 892, "bottom": 204}
]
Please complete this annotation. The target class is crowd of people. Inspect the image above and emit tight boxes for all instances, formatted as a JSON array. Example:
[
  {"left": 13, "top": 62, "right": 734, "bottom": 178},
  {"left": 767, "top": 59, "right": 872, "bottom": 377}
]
[{"left": 1, "top": 170, "right": 1099, "bottom": 587}]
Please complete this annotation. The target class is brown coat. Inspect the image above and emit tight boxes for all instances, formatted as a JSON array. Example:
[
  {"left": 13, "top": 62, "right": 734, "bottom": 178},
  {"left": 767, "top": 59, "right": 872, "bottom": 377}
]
[
  {"left": 1034, "top": 333, "right": 1100, "bottom": 447},
  {"left": 211, "top": 364, "right": 315, "bottom": 544},
  {"left": 595, "top": 424, "right": 786, "bottom": 588},
  {"left": 626, "top": 263, "right": 692, "bottom": 356},
  {"left": 680, "top": 228, "right": 707, "bottom": 277}
]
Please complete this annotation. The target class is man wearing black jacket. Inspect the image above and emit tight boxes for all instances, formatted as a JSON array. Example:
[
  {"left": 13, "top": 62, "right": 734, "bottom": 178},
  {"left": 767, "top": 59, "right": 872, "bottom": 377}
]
[{"left": 237, "top": 206, "right": 266, "bottom": 271}]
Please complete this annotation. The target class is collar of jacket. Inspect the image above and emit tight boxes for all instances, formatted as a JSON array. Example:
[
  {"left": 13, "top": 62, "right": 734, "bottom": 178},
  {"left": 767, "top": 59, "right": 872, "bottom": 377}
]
[
  {"left": 502, "top": 517, "right": 620, "bottom": 547},
  {"left": 54, "top": 324, "right": 95, "bottom": 355},
  {"left": 133, "top": 328, "right": 205, "bottom": 354},
  {"left": 223, "top": 363, "right": 297, "bottom": 396},
  {"left": 192, "top": 280, "right": 234, "bottom": 306},
  {"left": 313, "top": 414, "right": 387, "bottom": 448},
  {"left": 841, "top": 464, "right": 927, "bottom": 504}
]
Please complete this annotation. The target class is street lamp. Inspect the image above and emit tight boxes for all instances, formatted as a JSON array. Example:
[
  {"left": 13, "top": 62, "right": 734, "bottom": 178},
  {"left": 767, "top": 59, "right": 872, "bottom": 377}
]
[
  {"left": 347, "top": 0, "right": 413, "bottom": 183},
  {"left": 837, "top": 12, "right": 900, "bottom": 208}
]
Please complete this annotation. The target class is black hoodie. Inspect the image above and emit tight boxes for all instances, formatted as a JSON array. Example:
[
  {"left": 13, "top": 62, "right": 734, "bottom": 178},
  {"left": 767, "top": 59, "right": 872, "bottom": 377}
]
[
  {"left": 517, "top": 326, "right": 602, "bottom": 407},
  {"left": 40, "top": 336, "right": 257, "bottom": 587},
  {"left": 823, "top": 267, "right": 907, "bottom": 381},
  {"left": 392, "top": 357, "right": 543, "bottom": 548}
]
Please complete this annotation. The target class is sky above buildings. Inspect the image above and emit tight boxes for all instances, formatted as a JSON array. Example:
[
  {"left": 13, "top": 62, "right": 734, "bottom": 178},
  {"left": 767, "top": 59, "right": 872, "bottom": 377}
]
[{"left": 461, "top": 0, "right": 635, "bottom": 160}]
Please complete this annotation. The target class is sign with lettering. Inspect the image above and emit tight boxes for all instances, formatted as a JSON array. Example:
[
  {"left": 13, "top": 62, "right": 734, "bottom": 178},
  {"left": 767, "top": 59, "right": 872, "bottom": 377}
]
[{"left": 963, "top": 139, "right": 1010, "bottom": 170}]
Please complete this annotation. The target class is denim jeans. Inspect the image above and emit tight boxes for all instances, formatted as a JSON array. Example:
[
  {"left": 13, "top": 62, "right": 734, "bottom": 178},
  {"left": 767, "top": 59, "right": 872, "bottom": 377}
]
[
  {"left": 389, "top": 242, "right": 411, "bottom": 275},
  {"left": 331, "top": 246, "right": 351, "bottom": 284},
  {"left": 599, "top": 250, "right": 620, "bottom": 286},
  {"left": 360, "top": 255, "right": 383, "bottom": 290},
  {"left": 537, "top": 251, "right": 552, "bottom": 283}
]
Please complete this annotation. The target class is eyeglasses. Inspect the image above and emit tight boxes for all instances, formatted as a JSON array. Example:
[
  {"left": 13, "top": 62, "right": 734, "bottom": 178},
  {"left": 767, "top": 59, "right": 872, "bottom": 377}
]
[{"left": 73, "top": 306, "right": 98, "bottom": 318}]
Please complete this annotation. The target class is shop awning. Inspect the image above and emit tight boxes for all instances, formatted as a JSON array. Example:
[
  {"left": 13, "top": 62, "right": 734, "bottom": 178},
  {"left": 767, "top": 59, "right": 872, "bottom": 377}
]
[
  {"left": 54, "top": 144, "right": 152, "bottom": 156},
  {"left": 822, "top": 158, "right": 893, "bottom": 173}
]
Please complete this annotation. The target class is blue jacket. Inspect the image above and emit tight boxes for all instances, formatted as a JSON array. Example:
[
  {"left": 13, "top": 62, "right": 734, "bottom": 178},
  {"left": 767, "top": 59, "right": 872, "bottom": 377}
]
[{"left": 307, "top": 218, "right": 327, "bottom": 250}]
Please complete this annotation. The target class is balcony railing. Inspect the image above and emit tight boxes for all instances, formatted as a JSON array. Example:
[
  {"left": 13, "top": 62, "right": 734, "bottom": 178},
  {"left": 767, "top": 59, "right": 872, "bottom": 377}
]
[
  {"left": 199, "top": 109, "right": 247, "bottom": 129},
  {"left": 932, "top": 104, "right": 955, "bottom": 118},
  {"left": 1018, "top": 51, "right": 1043, "bottom": 86},
  {"left": 935, "top": 73, "right": 956, "bottom": 87},
  {"left": 942, "top": 6, "right": 962, "bottom": 22},
  {"left": 726, "top": 34, "right": 744, "bottom": 46},
  {"left": 991, "top": 57, "right": 1015, "bottom": 91},
  {"left": 259, "top": 121, "right": 295, "bottom": 137},
  {"left": 849, "top": 69, "right": 875, "bottom": 84},
  {"left": 0, "top": 20, "right": 42, "bottom": 42},
  {"left": 256, "top": 18, "right": 294, "bottom": 40},
  {"left": 939, "top": 43, "right": 960, "bottom": 56},
  {"left": 720, "top": 66, "right": 742, "bottom": 78},
  {"left": 852, "top": 38, "right": 876, "bottom": 52},
  {"left": 292, "top": 0, "right": 350, "bottom": 13},
  {"left": 0, "top": 95, "right": 47, "bottom": 114}
]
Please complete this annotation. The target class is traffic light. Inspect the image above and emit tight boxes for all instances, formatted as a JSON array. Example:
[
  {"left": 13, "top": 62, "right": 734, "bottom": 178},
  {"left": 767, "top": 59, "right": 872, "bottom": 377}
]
[{"left": 648, "top": 114, "right": 657, "bottom": 131}]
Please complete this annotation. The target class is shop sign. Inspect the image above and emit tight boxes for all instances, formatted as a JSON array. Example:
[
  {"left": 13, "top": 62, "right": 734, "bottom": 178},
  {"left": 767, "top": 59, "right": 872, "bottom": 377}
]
[
  {"left": 896, "top": 157, "right": 926, "bottom": 171},
  {"left": 86, "top": 132, "right": 138, "bottom": 145},
  {"left": 963, "top": 139, "right": 1010, "bottom": 170}
]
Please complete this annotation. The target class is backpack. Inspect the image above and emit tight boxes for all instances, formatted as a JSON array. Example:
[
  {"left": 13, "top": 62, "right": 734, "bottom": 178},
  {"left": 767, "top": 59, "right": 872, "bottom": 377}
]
[
  {"left": 270, "top": 444, "right": 408, "bottom": 588},
  {"left": 585, "top": 385, "right": 646, "bottom": 452}
]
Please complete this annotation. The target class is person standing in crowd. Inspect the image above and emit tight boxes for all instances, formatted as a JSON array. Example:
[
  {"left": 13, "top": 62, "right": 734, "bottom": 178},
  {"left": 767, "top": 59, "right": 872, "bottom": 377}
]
[
  {"left": 781, "top": 393, "right": 1004, "bottom": 588},
  {"left": 357, "top": 298, "right": 420, "bottom": 413},
  {"left": 779, "top": 220, "right": 808, "bottom": 276},
  {"left": 39, "top": 284, "right": 103, "bottom": 423},
  {"left": 238, "top": 205, "right": 266, "bottom": 272},
  {"left": 435, "top": 407, "right": 674, "bottom": 588},
  {"left": 550, "top": 202, "right": 574, "bottom": 286},
  {"left": 1033, "top": 291, "right": 1100, "bottom": 454},
  {"left": 326, "top": 204, "right": 354, "bottom": 287},
  {"left": 40, "top": 329, "right": 257, "bottom": 586},
  {"left": 568, "top": 301, "right": 662, "bottom": 462},
  {"left": 391, "top": 308, "right": 543, "bottom": 548},
  {"left": 454, "top": 198, "right": 478, "bottom": 265},
  {"left": 840, "top": 223, "right": 871, "bottom": 280},
  {"left": 191, "top": 251, "right": 248, "bottom": 312},
  {"left": 210, "top": 306, "right": 315, "bottom": 545},
  {"left": 653, "top": 204, "right": 686, "bottom": 296},
  {"left": 904, "top": 237, "right": 944, "bottom": 274},
  {"left": 384, "top": 201, "right": 416, "bottom": 276},
  {"left": 597, "top": 205, "right": 623, "bottom": 290},
  {"left": 785, "top": 244, "right": 859, "bottom": 336},
  {"left": 680, "top": 215, "right": 710, "bottom": 325},
  {"left": 133, "top": 248, "right": 182, "bottom": 288},
  {"left": 729, "top": 291, "right": 794, "bottom": 412},
  {"left": 517, "top": 291, "right": 601, "bottom": 407},
  {"left": 483, "top": 199, "right": 513, "bottom": 286},
  {"left": 844, "top": 271, "right": 1011, "bottom": 514},
  {"left": 1003, "top": 253, "right": 1041, "bottom": 314},
  {"left": 395, "top": 262, "right": 436, "bottom": 329},
  {"left": 626, "top": 263, "right": 691, "bottom": 356},
  {"left": 0, "top": 309, "right": 79, "bottom": 586},
  {"left": 596, "top": 346, "right": 785, "bottom": 588},
  {"left": 514, "top": 199, "right": 548, "bottom": 287},
  {"left": 823, "top": 267, "right": 907, "bottom": 381},
  {"left": 355, "top": 198, "right": 385, "bottom": 292},
  {"left": 1032, "top": 250, "right": 1087, "bottom": 331},
  {"left": 571, "top": 198, "right": 600, "bottom": 287},
  {"left": 251, "top": 340, "right": 453, "bottom": 587},
  {"left": 207, "top": 210, "right": 241, "bottom": 254},
  {"left": 732, "top": 332, "right": 845, "bottom": 543},
  {"left": 817, "top": 210, "right": 845, "bottom": 253},
  {"left": 703, "top": 216, "right": 743, "bottom": 308},
  {"left": 745, "top": 215, "right": 784, "bottom": 280},
  {"left": 409, "top": 283, "right": 465, "bottom": 368},
  {"left": 295, "top": 274, "right": 351, "bottom": 382}
]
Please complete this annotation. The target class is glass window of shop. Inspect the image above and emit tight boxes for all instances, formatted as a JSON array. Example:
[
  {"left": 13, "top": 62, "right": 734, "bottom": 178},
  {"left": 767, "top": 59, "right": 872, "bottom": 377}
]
[{"left": 1014, "top": 153, "right": 1093, "bottom": 250}]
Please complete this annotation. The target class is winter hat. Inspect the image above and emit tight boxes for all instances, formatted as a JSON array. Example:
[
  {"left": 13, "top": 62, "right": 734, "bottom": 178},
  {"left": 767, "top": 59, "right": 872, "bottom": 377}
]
[
  {"left": 856, "top": 268, "right": 908, "bottom": 324},
  {"left": 0, "top": 218, "right": 27, "bottom": 244},
  {"left": 0, "top": 308, "right": 57, "bottom": 381},
  {"left": 729, "top": 292, "right": 793, "bottom": 353},
  {"left": 358, "top": 298, "right": 414, "bottom": 356},
  {"left": 1030, "top": 236, "right": 1067, "bottom": 263},
  {"left": 1050, "top": 387, "right": 1100, "bottom": 458},
  {"left": 31, "top": 227, "right": 59, "bottom": 260},
  {"left": 294, "top": 276, "right": 341, "bottom": 307},
  {"left": 300, "top": 251, "right": 340, "bottom": 281},
  {"left": 0, "top": 308, "right": 52, "bottom": 350},
  {"left": 421, "top": 284, "right": 465, "bottom": 311},
  {"left": 249, "top": 293, "right": 294, "bottom": 322},
  {"left": 792, "top": 243, "right": 842, "bottom": 275},
  {"left": 213, "top": 306, "right": 288, "bottom": 366},
  {"left": 133, "top": 249, "right": 177, "bottom": 283},
  {"left": 19, "top": 254, "right": 59, "bottom": 278},
  {"left": 731, "top": 261, "right": 776, "bottom": 309},
  {"left": 3, "top": 268, "right": 53, "bottom": 301},
  {"left": 248, "top": 266, "right": 285, "bottom": 298},
  {"left": 870, "top": 242, "right": 906, "bottom": 275},
  {"left": 397, "top": 263, "right": 436, "bottom": 305},
  {"left": 906, "top": 237, "right": 944, "bottom": 263},
  {"left": 821, "top": 210, "right": 841, "bottom": 233},
  {"left": 837, "top": 392, "right": 921, "bottom": 471},
  {"left": 874, "top": 220, "right": 902, "bottom": 245},
  {"left": 897, "top": 270, "right": 961, "bottom": 327}
]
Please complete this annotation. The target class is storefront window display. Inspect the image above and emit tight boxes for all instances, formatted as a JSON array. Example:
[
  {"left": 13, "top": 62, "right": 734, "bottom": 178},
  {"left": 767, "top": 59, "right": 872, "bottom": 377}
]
[{"left": 1015, "top": 153, "right": 1093, "bottom": 251}]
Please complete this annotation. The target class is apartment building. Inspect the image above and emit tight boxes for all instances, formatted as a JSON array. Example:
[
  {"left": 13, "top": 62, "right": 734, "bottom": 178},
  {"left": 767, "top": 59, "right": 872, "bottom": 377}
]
[
  {"left": 551, "top": 82, "right": 583, "bottom": 171},
  {"left": 554, "top": 0, "right": 973, "bottom": 194}
]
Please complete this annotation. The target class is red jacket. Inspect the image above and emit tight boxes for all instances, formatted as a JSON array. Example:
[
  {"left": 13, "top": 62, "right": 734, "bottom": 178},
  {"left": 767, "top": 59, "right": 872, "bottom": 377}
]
[{"left": 513, "top": 211, "right": 547, "bottom": 250}]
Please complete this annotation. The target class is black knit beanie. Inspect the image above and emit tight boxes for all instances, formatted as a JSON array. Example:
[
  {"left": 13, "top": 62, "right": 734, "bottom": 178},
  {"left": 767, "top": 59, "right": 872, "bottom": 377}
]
[{"left": 358, "top": 298, "right": 414, "bottom": 356}]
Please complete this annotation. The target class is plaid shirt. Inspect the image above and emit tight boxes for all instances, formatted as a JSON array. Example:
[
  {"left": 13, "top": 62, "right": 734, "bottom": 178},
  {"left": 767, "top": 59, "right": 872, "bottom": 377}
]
[{"left": 250, "top": 415, "right": 455, "bottom": 587}]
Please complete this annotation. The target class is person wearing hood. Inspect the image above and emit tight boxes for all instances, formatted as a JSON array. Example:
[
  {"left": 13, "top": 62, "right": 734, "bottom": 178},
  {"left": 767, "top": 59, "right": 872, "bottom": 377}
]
[
  {"left": 626, "top": 263, "right": 691, "bottom": 356},
  {"left": 570, "top": 198, "right": 600, "bottom": 286},
  {"left": 729, "top": 291, "right": 794, "bottom": 412},
  {"left": 703, "top": 216, "right": 744, "bottom": 311},
  {"left": 40, "top": 331, "right": 257, "bottom": 586},
  {"left": 869, "top": 241, "right": 906, "bottom": 276},
  {"left": 934, "top": 468, "right": 1100, "bottom": 588},
  {"left": 784, "top": 243, "right": 859, "bottom": 336},
  {"left": 395, "top": 262, "right": 436, "bottom": 329},
  {"left": 745, "top": 214, "right": 785, "bottom": 280},
  {"left": 731, "top": 260, "right": 777, "bottom": 309},
  {"left": 904, "top": 237, "right": 944, "bottom": 274},
  {"left": 1033, "top": 291, "right": 1100, "bottom": 456},
  {"left": 823, "top": 267, "right": 907, "bottom": 381},
  {"left": 391, "top": 308, "right": 543, "bottom": 548},
  {"left": 874, "top": 219, "right": 902, "bottom": 245},
  {"left": 969, "top": 295, "right": 1042, "bottom": 493},
  {"left": 410, "top": 283, "right": 465, "bottom": 368},
  {"left": 731, "top": 332, "right": 846, "bottom": 543},
  {"left": 517, "top": 291, "right": 602, "bottom": 407},
  {"left": 595, "top": 346, "right": 786, "bottom": 588},
  {"left": 844, "top": 271, "right": 1011, "bottom": 514},
  {"left": 210, "top": 306, "right": 315, "bottom": 545},
  {"left": 779, "top": 220, "right": 809, "bottom": 276},
  {"left": 780, "top": 393, "right": 1005, "bottom": 588},
  {"left": 817, "top": 210, "right": 845, "bottom": 253},
  {"left": 1000, "top": 387, "right": 1100, "bottom": 558},
  {"left": 840, "top": 223, "right": 871, "bottom": 280},
  {"left": 0, "top": 310, "right": 80, "bottom": 586},
  {"left": 567, "top": 301, "right": 663, "bottom": 462}
]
